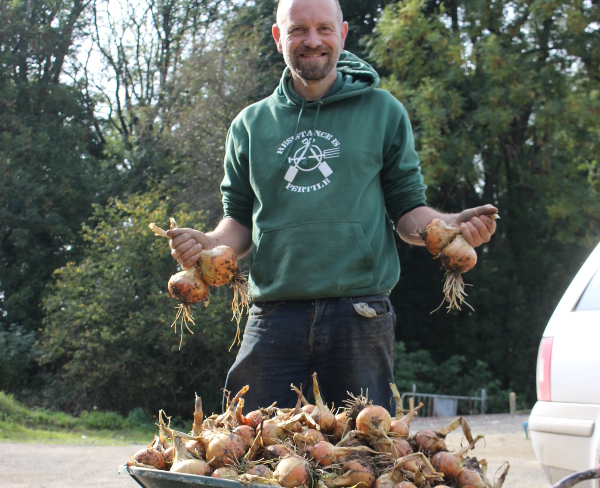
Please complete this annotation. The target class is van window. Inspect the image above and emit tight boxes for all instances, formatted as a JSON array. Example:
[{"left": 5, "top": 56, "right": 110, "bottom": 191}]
[{"left": 575, "top": 269, "right": 600, "bottom": 311}]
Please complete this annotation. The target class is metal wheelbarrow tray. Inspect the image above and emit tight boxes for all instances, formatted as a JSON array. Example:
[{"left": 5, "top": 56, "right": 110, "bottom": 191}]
[{"left": 119, "top": 465, "right": 268, "bottom": 488}]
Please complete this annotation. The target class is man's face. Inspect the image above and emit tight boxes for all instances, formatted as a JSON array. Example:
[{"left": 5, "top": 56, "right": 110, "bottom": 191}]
[{"left": 273, "top": 0, "right": 348, "bottom": 82}]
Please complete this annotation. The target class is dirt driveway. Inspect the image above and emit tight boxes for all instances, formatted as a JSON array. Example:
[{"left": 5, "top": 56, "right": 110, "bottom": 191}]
[{"left": 0, "top": 414, "right": 549, "bottom": 487}]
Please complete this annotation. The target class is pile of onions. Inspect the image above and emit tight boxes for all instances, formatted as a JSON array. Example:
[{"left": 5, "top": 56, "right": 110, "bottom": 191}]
[
  {"left": 149, "top": 219, "right": 250, "bottom": 349},
  {"left": 126, "top": 381, "right": 510, "bottom": 488},
  {"left": 419, "top": 215, "right": 498, "bottom": 313}
]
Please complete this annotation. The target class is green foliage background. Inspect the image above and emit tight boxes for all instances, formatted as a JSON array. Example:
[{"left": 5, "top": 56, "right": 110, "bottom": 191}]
[{"left": 0, "top": 0, "right": 599, "bottom": 420}]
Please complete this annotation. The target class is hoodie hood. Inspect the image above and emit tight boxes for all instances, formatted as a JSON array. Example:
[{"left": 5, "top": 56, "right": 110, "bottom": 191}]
[{"left": 276, "top": 51, "right": 380, "bottom": 107}]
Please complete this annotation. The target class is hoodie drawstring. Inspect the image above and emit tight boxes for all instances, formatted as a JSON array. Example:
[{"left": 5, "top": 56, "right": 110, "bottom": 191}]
[{"left": 280, "top": 99, "right": 306, "bottom": 169}]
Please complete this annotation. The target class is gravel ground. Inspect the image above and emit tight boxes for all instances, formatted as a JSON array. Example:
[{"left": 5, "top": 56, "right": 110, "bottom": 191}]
[{"left": 0, "top": 414, "right": 549, "bottom": 488}]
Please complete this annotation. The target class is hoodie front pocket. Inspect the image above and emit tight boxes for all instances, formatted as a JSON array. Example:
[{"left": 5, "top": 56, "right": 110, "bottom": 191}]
[{"left": 250, "top": 222, "right": 375, "bottom": 299}]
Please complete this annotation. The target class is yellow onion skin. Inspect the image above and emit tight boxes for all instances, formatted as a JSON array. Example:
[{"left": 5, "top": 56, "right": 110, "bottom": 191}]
[
  {"left": 331, "top": 411, "right": 355, "bottom": 444},
  {"left": 185, "top": 439, "right": 206, "bottom": 459},
  {"left": 132, "top": 447, "right": 166, "bottom": 470},
  {"left": 206, "top": 433, "right": 246, "bottom": 469},
  {"left": 372, "top": 437, "right": 412, "bottom": 459},
  {"left": 233, "top": 425, "right": 255, "bottom": 451},
  {"left": 168, "top": 268, "right": 209, "bottom": 304},
  {"left": 422, "top": 219, "right": 461, "bottom": 256},
  {"left": 431, "top": 451, "right": 462, "bottom": 479},
  {"left": 163, "top": 446, "right": 174, "bottom": 464},
  {"left": 394, "top": 483, "right": 417, "bottom": 488},
  {"left": 390, "top": 418, "right": 410, "bottom": 437},
  {"left": 457, "top": 468, "right": 486, "bottom": 487},
  {"left": 246, "top": 464, "right": 273, "bottom": 478},
  {"left": 311, "top": 407, "right": 336, "bottom": 434},
  {"left": 335, "top": 459, "right": 376, "bottom": 488},
  {"left": 264, "top": 444, "right": 291, "bottom": 460},
  {"left": 261, "top": 419, "right": 287, "bottom": 446},
  {"left": 211, "top": 467, "right": 239, "bottom": 479},
  {"left": 414, "top": 429, "right": 446, "bottom": 454},
  {"left": 374, "top": 472, "right": 395, "bottom": 488},
  {"left": 274, "top": 455, "right": 311, "bottom": 488},
  {"left": 440, "top": 235, "right": 477, "bottom": 273},
  {"left": 170, "top": 459, "right": 211, "bottom": 475},
  {"left": 356, "top": 405, "right": 392, "bottom": 436},
  {"left": 198, "top": 246, "right": 238, "bottom": 287}
]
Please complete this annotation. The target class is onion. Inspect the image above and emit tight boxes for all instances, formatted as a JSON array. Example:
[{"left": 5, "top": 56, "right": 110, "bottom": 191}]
[
  {"left": 274, "top": 455, "right": 311, "bottom": 488},
  {"left": 330, "top": 459, "right": 376, "bottom": 488},
  {"left": 374, "top": 472, "right": 395, "bottom": 488},
  {"left": 293, "top": 428, "right": 326, "bottom": 454},
  {"left": 185, "top": 439, "right": 206, "bottom": 459},
  {"left": 204, "top": 432, "right": 246, "bottom": 468},
  {"left": 440, "top": 235, "right": 477, "bottom": 273},
  {"left": 356, "top": 405, "right": 391, "bottom": 437},
  {"left": 246, "top": 464, "right": 273, "bottom": 478},
  {"left": 414, "top": 429, "right": 446, "bottom": 454},
  {"left": 264, "top": 444, "right": 291, "bottom": 459},
  {"left": 261, "top": 419, "right": 287, "bottom": 446},
  {"left": 162, "top": 446, "right": 174, "bottom": 464},
  {"left": 302, "top": 404, "right": 316, "bottom": 414},
  {"left": 370, "top": 436, "right": 412, "bottom": 459},
  {"left": 168, "top": 267, "right": 209, "bottom": 304},
  {"left": 211, "top": 466, "right": 240, "bottom": 479},
  {"left": 395, "top": 483, "right": 417, "bottom": 488},
  {"left": 233, "top": 425, "right": 255, "bottom": 451},
  {"left": 198, "top": 246, "right": 238, "bottom": 287},
  {"left": 331, "top": 411, "right": 355, "bottom": 443},
  {"left": 421, "top": 218, "right": 461, "bottom": 256},
  {"left": 171, "top": 458, "right": 212, "bottom": 475},
  {"left": 312, "top": 441, "right": 378, "bottom": 467},
  {"left": 457, "top": 468, "right": 486, "bottom": 487},
  {"left": 431, "top": 451, "right": 463, "bottom": 479},
  {"left": 310, "top": 373, "right": 336, "bottom": 433},
  {"left": 389, "top": 398, "right": 422, "bottom": 437},
  {"left": 131, "top": 447, "right": 165, "bottom": 470}
]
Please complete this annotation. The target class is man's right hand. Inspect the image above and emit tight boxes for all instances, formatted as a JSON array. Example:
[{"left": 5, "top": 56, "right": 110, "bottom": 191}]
[{"left": 167, "top": 228, "right": 217, "bottom": 270}]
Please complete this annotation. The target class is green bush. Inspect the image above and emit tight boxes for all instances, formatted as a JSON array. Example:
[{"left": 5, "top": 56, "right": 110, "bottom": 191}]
[{"left": 394, "top": 342, "right": 511, "bottom": 414}]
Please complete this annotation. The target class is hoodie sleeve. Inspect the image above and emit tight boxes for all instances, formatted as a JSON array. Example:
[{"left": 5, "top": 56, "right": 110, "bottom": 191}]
[
  {"left": 380, "top": 99, "right": 427, "bottom": 225},
  {"left": 221, "top": 121, "right": 254, "bottom": 229}
]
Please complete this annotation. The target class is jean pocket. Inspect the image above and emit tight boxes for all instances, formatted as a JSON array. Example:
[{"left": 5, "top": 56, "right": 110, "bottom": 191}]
[
  {"left": 350, "top": 295, "right": 391, "bottom": 317},
  {"left": 249, "top": 301, "right": 280, "bottom": 318}
]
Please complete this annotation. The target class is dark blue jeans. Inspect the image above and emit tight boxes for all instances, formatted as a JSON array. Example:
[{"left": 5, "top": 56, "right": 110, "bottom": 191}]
[{"left": 223, "top": 295, "right": 397, "bottom": 415}]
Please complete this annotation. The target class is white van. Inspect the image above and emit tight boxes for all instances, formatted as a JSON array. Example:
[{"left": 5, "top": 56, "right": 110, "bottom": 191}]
[{"left": 529, "top": 241, "right": 600, "bottom": 487}]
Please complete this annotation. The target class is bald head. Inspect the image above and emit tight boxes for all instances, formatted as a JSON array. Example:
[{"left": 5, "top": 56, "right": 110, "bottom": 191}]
[{"left": 277, "top": 0, "right": 343, "bottom": 28}]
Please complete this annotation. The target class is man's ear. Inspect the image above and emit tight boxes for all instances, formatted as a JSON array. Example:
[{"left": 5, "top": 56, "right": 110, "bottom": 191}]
[
  {"left": 272, "top": 23, "right": 283, "bottom": 53},
  {"left": 340, "top": 21, "right": 349, "bottom": 49}
]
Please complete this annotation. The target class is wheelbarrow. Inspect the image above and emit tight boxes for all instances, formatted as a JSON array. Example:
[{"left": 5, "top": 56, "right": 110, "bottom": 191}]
[
  {"left": 551, "top": 468, "right": 600, "bottom": 488},
  {"left": 119, "top": 464, "right": 268, "bottom": 488}
]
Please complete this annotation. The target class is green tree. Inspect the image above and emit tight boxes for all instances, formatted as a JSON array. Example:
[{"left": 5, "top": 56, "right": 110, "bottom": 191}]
[
  {"left": 369, "top": 0, "right": 600, "bottom": 405},
  {"left": 37, "top": 191, "right": 239, "bottom": 416},
  {"left": 0, "top": 0, "right": 102, "bottom": 339}
]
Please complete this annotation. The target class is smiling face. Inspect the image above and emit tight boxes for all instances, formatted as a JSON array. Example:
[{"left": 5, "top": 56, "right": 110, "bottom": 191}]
[{"left": 273, "top": 0, "right": 348, "bottom": 84}]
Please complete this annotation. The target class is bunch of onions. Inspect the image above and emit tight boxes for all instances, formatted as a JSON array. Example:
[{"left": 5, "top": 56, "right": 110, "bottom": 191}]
[
  {"left": 419, "top": 215, "right": 498, "bottom": 313},
  {"left": 149, "top": 219, "right": 250, "bottom": 349}
]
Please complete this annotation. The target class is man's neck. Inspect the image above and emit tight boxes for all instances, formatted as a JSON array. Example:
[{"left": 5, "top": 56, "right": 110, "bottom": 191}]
[{"left": 291, "top": 70, "right": 337, "bottom": 102}]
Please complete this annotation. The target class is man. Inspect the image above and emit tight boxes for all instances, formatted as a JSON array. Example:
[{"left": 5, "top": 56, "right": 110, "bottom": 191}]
[{"left": 168, "top": 0, "right": 497, "bottom": 413}]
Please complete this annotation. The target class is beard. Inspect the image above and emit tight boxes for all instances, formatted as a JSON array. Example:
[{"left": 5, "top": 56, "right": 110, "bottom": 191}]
[{"left": 285, "top": 47, "right": 339, "bottom": 81}]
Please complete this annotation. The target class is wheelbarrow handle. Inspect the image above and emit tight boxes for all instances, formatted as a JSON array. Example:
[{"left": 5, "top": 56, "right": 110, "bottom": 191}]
[{"left": 551, "top": 468, "right": 600, "bottom": 488}]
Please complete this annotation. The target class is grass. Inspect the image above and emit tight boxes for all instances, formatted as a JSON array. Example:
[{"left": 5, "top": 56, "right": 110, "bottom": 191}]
[{"left": 0, "top": 391, "right": 159, "bottom": 445}]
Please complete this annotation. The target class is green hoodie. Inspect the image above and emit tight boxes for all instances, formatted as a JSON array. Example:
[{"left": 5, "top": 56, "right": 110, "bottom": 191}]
[{"left": 221, "top": 51, "right": 427, "bottom": 301}]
